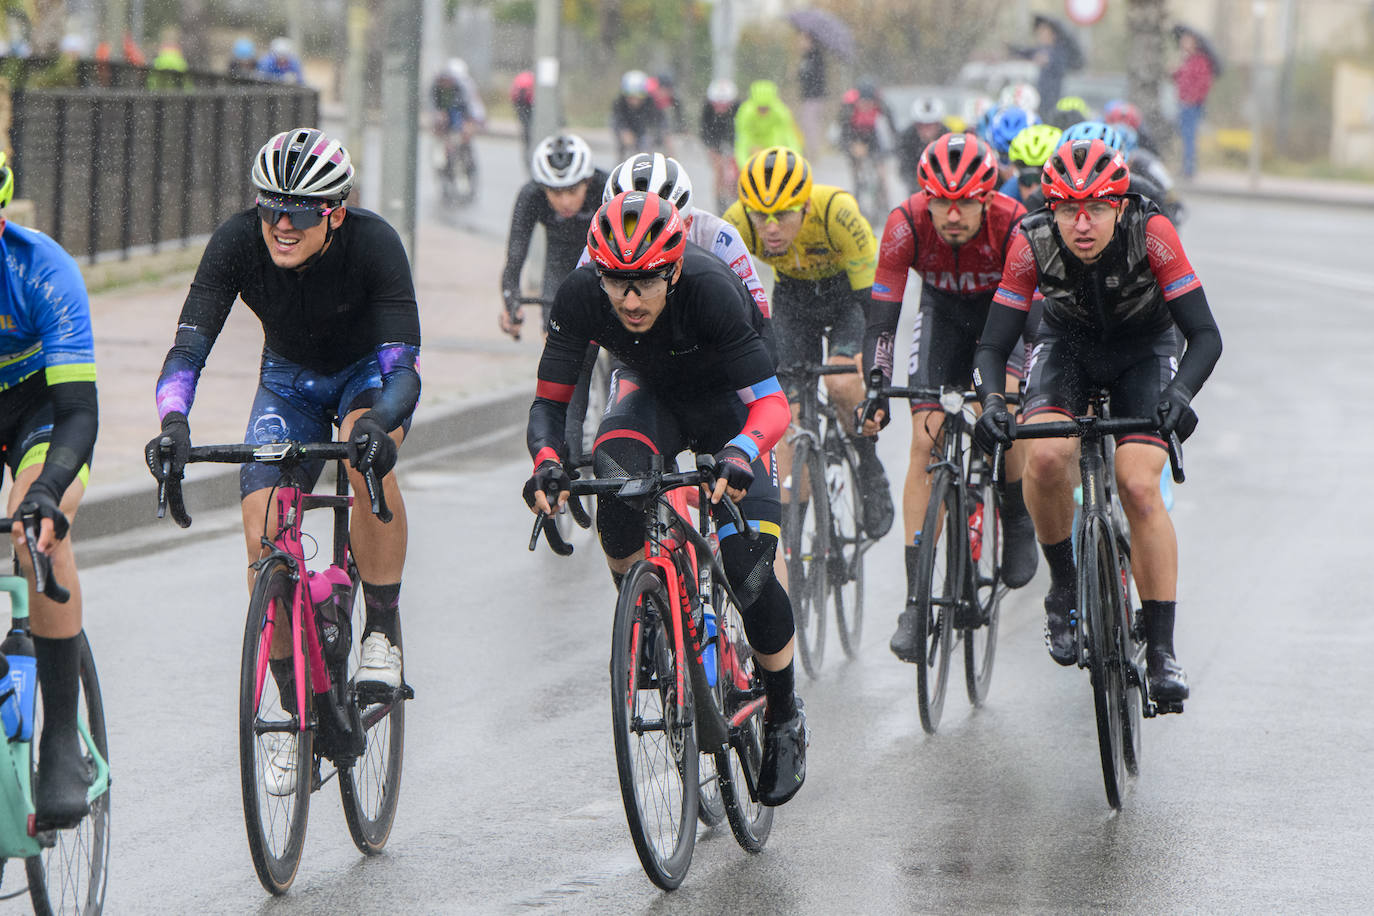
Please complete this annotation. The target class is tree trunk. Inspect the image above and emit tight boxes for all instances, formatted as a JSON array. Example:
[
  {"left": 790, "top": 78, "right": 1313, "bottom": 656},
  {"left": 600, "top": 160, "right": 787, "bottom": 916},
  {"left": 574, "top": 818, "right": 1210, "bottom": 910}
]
[{"left": 1125, "top": 0, "right": 1168, "bottom": 145}]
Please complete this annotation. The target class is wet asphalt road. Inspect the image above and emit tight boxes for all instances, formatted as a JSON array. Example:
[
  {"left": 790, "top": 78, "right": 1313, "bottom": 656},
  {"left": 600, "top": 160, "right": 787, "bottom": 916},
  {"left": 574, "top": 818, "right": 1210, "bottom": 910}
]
[{"left": 67, "top": 154, "right": 1374, "bottom": 912}]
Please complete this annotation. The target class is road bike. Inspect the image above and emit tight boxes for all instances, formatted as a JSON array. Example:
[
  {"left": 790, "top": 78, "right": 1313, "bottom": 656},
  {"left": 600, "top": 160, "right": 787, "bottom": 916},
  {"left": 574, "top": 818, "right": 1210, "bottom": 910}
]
[
  {"left": 529, "top": 455, "right": 773, "bottom": 890},
  {"left": 1000, "top": 393, "right": 1185, "bottom": 808},
  {"left": 0, "top": 511, "right": 110, "bottom": 914},
  {"left": 778, "top": 363, "right": 869, "bottom": 678},
  {"left": 156, "top": 442, "right": 410, "bottom": 893},
  {"left": 872, "top": 373, "right": 1007, "bottom": 733},
  {"left": 433, "top": 123, "right": 478, "bottom": 206},
  {"left": 846, "top": 141, "right": 890, "bottom": 225}
]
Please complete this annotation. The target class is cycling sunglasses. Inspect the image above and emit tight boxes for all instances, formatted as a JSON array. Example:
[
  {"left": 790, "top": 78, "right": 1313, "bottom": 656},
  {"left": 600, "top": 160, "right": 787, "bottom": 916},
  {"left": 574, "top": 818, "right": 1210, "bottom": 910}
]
[
  {"left": 257, "top": 204, "right": 334, "bottom": 230},
  {"left": 597, "top": 267, "right": 674, "bottom": 297}
]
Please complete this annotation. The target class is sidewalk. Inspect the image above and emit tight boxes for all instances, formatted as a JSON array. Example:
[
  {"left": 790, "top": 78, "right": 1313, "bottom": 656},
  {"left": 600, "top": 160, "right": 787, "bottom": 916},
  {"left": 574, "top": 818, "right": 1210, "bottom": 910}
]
[
  {"left": 79, "top": 216, "right": 542, "bottom": 539},
  {"left": 1184, "top": 167, "right": 1374, "bottom": 209}
]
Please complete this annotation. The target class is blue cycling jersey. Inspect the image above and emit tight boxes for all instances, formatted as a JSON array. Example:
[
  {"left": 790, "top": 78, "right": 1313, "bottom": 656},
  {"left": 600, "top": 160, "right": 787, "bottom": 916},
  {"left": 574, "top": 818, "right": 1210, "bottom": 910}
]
[
  {"left": 998, "top": 175, "right": 1023, "bottom": 202},
  {"left": 0, "top": 221, "right": 96, "bottom": 392}
]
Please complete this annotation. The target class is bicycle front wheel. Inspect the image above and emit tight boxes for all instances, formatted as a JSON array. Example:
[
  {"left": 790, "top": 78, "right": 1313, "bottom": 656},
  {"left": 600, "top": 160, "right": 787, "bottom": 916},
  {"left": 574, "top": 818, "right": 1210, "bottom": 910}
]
[
  {"left": 964, "top": 463, "right": 1002, "bottom": 706},
  {"left": 339, "top": 581, "right": 406, "bottom": 854},
  {"left": 710, "top": 580, "right": 773, "bottom": 852},
  {"left": 239, "top": 558, "right": 312, "bottom": 895},
  {"left": 610, "top": 562, "right": 698, "bottom": 890},
  {"left": 784, "top": 441, "right": 831, "bottom": 677},
  {"left": 1081, "top": 518, "right": 1129, "bottom": 809},
  {"left": 827, "top": 437, "right": 865, "bottom": 657},
  {"left": 26, "top": 632, "right": 111, "bottom": 915},
  {"left": 913, "top": 468, "right": 958, "bottom": 734}
]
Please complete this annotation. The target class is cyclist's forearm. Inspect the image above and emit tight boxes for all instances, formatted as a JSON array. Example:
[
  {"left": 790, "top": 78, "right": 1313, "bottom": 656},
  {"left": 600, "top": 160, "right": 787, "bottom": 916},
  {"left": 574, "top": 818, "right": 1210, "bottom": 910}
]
[
  {"left": 728, "top": 379, "right": 789, "bottom": 458},
  {"left": 367, "top": 344, "right": 421, "bottom": 431},
  {"left": 1167, "top": 286, "right": 1223, "bottom": 396},
  {"left": 862, "top": 297, "right": 902, "bottom": 380},
  {"left": 155, "top": 325, "right": 214, "bottom": 419},
  {"left": 972, "top": 304, "right": 1026, "bottom": 401},
  {"left": 33, "top": 380, "right": 97, "bottom": 498},
  {"left": 527, "top": 396, "right": 570, "bottom": 466}
]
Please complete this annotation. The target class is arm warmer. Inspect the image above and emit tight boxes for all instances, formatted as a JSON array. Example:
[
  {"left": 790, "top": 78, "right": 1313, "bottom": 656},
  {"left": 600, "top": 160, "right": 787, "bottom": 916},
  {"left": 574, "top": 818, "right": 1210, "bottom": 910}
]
[
  {"left": 1166, "top": 286, "right": 1223, "bottom": 397},
  {"left": 367, "top": 343, "right": 422, "bottom": 431},
  {"left": 33, "top": 380, "right": 98, "bottom": 497},
  {"left": 972, "top": 302, "right": 1030, "bottom": 402}
]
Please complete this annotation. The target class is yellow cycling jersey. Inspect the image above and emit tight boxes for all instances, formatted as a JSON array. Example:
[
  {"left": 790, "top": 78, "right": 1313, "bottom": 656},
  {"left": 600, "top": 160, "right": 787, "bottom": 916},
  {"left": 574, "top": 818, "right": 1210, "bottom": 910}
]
[{"left": 724, "top": 184, "right": 877, "bottom": 290}]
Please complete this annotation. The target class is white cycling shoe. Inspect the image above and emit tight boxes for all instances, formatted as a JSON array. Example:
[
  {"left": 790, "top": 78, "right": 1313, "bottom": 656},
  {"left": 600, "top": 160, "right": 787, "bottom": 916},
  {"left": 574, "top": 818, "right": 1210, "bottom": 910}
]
[
  {"left": 357, "top": 632, "right": 403, "bottom": 689},
  {"left": 263, "top": 733, "right": 298, "bottom": 797}
]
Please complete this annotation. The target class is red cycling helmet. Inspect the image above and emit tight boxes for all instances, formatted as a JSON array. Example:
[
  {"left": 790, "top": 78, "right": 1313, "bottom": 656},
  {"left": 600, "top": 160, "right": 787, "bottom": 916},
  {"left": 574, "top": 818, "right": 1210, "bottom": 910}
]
[
  {"left": 1103, "top": 100, "right": 1143, "bottom": 131},
  {"left": 1041, "top": 138, "right": 1131, "bottom": 201},
  {"left": 916, "top": 132, "right": 999, "bottom": 200},
  {"left": 587, "top": 191, "right": 686, "bottom": 274}
]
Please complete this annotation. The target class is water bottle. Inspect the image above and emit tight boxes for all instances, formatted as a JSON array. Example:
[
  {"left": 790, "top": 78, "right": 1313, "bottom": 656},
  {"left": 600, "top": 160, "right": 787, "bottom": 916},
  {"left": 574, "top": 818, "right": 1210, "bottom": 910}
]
[
  {"left": 0, "top": 629, "right": 36, "bottom": 741},
  {"left": 702, "top": 610, "right": 718, "bottom": 688},
  {"left": 0, "top": 654, "right": 19, "bottom": 740},
  {"left": 308, "top": 567, "right": 353, "bottom": 667},
  {"left": 967, "top": 502, "right": 984, "bottom": 563}
]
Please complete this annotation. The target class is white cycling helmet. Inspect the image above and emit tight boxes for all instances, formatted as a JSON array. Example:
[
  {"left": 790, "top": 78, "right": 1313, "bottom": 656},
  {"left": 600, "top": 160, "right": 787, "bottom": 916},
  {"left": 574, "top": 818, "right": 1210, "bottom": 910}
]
[
  {"left": 998, "top": 82, "right": 1041, "bottom": 117},
  {"left": 909, "top": 97, "right": 947, "bottom": 124},
  {"left": 620, "top": 69, "right": 649, "bottom": 96},
  {"left": 252, "top": 127, "right": 355, "bottom": 202},
  {"left": 530, "top": 134, "right": 595, "bottom": 189},
  {"left": 603, "top": 152, "right": 693, "bottom": 222},
  {"left": 269, "top": 36, "right": 294, "bottom": 58},
  {"left": 446, "top": 57, "right": 468, "bottom": 80},
  {"left": 706, "top": 78, "right": 738, "bottom": 104}
]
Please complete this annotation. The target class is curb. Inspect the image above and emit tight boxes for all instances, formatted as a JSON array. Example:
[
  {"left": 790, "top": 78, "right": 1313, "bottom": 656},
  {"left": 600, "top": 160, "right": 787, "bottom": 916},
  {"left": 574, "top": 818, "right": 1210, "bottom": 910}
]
[
  {"left": 78, "top": 384, "right": 534, "bottom": 540},
  {"left": 1183, "top": 184, "right": 1374, "bottom": 211}
]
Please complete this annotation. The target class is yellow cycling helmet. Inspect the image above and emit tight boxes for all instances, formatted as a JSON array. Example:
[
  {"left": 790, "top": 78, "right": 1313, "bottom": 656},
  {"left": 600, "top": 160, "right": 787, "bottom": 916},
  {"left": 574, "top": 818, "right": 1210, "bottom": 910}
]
[
  {"left": 0, "top": 152, "right": 13, "bottom": 210},
  {"left": 738, "top": 147, "right": 812, "bottom": 213}
]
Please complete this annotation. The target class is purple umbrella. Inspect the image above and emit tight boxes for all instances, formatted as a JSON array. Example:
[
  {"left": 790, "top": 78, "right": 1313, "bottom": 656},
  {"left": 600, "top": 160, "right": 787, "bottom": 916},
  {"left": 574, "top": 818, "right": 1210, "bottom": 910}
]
[
  {"left": 1173, "top": 24, "right": 1223, "bottom": 77},
  {"left": 787, "top": 9, "right": 856, "bottom": 61}
]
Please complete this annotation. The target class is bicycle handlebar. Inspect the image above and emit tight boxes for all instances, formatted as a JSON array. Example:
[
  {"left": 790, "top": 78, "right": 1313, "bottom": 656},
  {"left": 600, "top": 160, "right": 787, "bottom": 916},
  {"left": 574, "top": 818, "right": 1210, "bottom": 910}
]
[
  {"left": 867, "top": 366, "right": 1021, "bottom": 407},
  {"left": 528, "top": 456, "right": 754, "bottom": 557},
  {"left": 990, "top": 417, "right": 1185, "bottom": 485},
  {"left": 0, "top": 513, "right": 70, "bottom": 603},
  {"left": 779, "top": 363, "right": 859, "bottom": 379},
  {"left": 155, "top": 441, "right": 391, "bottom": 528}
]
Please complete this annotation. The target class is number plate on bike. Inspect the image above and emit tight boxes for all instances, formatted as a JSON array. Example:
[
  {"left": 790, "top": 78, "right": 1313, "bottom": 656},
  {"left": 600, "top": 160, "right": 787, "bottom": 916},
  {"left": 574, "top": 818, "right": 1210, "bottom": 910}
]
[
  {"left": 253, "top": 442, "right": 294, "bottom": 462},
  {"left": 940, "top": 390, "right": 965, "bottom": 415}
]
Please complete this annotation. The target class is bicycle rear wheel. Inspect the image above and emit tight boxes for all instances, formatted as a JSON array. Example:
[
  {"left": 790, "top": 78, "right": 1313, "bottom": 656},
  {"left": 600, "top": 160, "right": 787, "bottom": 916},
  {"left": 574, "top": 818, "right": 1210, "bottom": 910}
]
[
  {"left": 964, "top": 464, "right": 1002, "bottom": 706},
  {"left": 26, "top": 632, "right": 110, "bottom": 916},
  {"left": 1117, "top": 548, "right": 1144, "bottom": 776},
  {"left": 610, "top": 562, "right": 698, "bottom": 890},
  {"left": 1080, "top": 518, "right": 1129, "bottom": 809},
  {"left": 239, "top": 558, "right": 312, "bottom": 895},
  {"left": 826, "top": 435, "right": 865, "bottom": 657},
  {"left": 709, "top": 579, "right": 773, "bottom": 852},
  {"left": 339, "top": 581, "right": 406, "bottom": 854},
  {"left": 913, "top": 468, "right": 958, "bottom": 734},
  {"left": 784, "top": 440, "right": 830, "bottom": 677}
]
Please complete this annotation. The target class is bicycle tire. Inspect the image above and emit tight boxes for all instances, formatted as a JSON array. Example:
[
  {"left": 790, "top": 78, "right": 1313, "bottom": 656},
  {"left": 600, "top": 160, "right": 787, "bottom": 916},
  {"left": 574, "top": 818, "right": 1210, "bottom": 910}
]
[
  {"left": 913, "top": 468, "right": 958, "bottom": 734},
  {"left": 696, "top": 548, "right": 725, "bottom": 829},
  {"left": 610, "top": 562, "right": 698, "bottom": 890},
  {"left": 1117, "top": 547, "right": 1144, "bottom": 776},
  {"left": 964, "top": 463, "right": 1002, "bottom": 706},
  {"left": 339, "top": 581, "right": 406, "bottom": 854},
  {"left": 710, "top": 579, "right": 773, "bottom": 852},
  {"left": 1081, "top": 518, "right": 1128, "bottom": 809},
  {"left": 827, "top": 435, "right": 865, "bottom": 657},
  {"left": 239, "top": 558, "right": 312, "bottom": 894},
  {"left": 26, "top": 632, "right": 111, "bottom": 916},
  {"left": 785, "top": 440, "right": 831, "bottom": 677}
]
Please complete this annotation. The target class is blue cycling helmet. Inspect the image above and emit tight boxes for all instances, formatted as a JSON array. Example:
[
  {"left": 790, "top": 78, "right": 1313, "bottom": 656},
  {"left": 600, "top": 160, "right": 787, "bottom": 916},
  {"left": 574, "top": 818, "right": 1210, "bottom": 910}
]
[
  {"left": 232, "top": 37, "right": 256, "bottom": 60},
  {"left": 976, "top": 105, "right": 1002, "bottom": 143},
  {"left": 989, "top": 107, "right": 1039, "bottom": 156},
  {"left": 1062, "top": 120, "right": 1126, "bottom": 152},
  {"left": 1114, "top": 125, "right": 1140, "bottom": 155}
]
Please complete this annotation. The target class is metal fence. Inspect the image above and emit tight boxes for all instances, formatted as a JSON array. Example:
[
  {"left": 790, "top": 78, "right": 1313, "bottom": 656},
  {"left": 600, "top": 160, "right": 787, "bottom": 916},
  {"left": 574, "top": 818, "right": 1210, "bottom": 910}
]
[{"left": 7, "top": 59, "right": 317, "bottom": 262}]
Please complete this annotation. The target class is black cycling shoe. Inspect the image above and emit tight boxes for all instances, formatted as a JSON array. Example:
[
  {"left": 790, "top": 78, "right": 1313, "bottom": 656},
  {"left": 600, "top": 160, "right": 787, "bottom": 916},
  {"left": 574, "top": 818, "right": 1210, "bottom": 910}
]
[
  {"left": 889, "top": 606, "right": 922, "bottom": 663},
  {"left": 1044, "top": 584, "right": 1077, "bottom": 667},
  {"left": 35, "top": 728, "right": 92, "bottom": 829},
  {"left": 1000, "top": 512, "right": 1039, "bottom": 589},
  {"left": 1147, "top": 648, "right": 1190, "bottom": 707},
  {"left": 858, "top": 454, "right": 894, "bottom": 540},
  {"left": 758, "top": 699, "right": 808, "bottom": 807}
]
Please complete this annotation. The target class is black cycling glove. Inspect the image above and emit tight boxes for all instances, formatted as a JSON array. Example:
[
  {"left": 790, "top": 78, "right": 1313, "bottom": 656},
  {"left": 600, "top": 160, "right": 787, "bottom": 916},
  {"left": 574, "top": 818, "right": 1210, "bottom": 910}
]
[
  {"left": 144, "top": 412, "right": 191, "bottom": 483},
  {"left": 1154, "top": 382, "right": 1198, "bottom": 442},
  {"left": 523, "top": 460, "right": 571, "bottom": 509},
  {"left": 855, "top": 396, "right": 890, "bottom": 433},
  {"left": 711, "top": 446, "right": 755, "bottom": 494},
  {"left": 18, "top": 479, "right": 70, "bottom": 542},
  {"left": 350, "top": 413, "right": 398, "bottom": 478},
  {"left": 973, "top": 395, "right": 1014, "bottom": 455}
]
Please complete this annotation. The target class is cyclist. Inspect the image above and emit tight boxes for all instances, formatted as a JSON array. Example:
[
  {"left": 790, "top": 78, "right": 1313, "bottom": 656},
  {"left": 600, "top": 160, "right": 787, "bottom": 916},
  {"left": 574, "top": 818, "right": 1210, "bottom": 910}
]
[
  {"left": 734, "top": 80, "right": 802, "bottom": 169},
  {"left": 524, "top": 191, "right": 807, "bottom": 806},
  {"left": 988, "top": 106, "right": 1041, "bottom": 184},
  {"left": 431, "top": 57, "right": 486, "bottom": 194},
  {"left": 1000, "top": 123, "right": 1063, "bottom": 205},
  {"left": 1062, "top": 121, "right": 1178, "bottom": 219},
  {"left": 971, "top": 139, "right": 1222, "bottom": 703},
  {"left": 0, "top": 154, "right": 100, "bottom": 826},
  {"left": 856, "top": 132, "right": 1039, "bottom": 661},
  {"left": 510, "top": 69, "right": 535, "bottom": 163},
  {"left": 838, "top": 80, "right": 897, "bottom": 214},
  {"left": 257, "top": 36, "right": 304, "bottom": 84},
  {"left": 500, "top": 133, "right": 608, "bottom": 338},
  {"left": 896, "top": 96, "right": 950, "bottom": 198},
  {"left": 700, "top": 78, "right": 741, "bottom": 213},
  {"left": 145, "top": 128, "right": 420, "bottom": 701},
  {"left": 723, "top": 147, "right": 893, "bottom": 539},
  {"left": 1047, "top": 95, "right": 1092, "bottom": 129},
  {"left": 1103, "top": 99, "right": 1158, "bottom": 155},
  {"left": 611, "top": 70, "right": 665, "bottom": 160}
]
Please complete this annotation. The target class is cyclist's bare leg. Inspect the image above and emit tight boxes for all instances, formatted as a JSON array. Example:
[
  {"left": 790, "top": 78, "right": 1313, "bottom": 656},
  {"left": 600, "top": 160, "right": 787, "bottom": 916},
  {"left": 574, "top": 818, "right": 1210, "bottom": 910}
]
[
  {"left": 1114, "top": 442, "right": 1175, "bottom": 600},
  {"left": 1020, "top": 412, "right": 1079, "bottom": 544},
  {"left": 8, "top": 466, "right": 83, "bottom": 638},
  {"left": 903, "top": 408, "right": 942, "bottom": 545},
  {"left": 339, "top": 409, "right": 408, "bottom": 585},
  {"left": 822, "top": 354, "right": 865, "bottom": 434},
  {"left": 775, "top": 400, "right": 802, "bottom": 503}
]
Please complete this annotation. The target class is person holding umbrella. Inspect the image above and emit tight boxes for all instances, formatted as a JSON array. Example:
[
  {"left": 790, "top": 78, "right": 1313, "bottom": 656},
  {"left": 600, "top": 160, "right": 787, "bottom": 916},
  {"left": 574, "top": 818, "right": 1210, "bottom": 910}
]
[
  {"left": 1172, "top": 25, "right": 1219, "bottom": 180},
  {"left": 1009, "top": 15, "right": 1083, "bottom": 115}
]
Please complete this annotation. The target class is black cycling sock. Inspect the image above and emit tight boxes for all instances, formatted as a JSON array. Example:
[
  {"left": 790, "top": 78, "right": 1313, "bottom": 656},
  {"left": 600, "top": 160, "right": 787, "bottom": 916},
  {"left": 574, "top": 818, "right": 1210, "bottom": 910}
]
[
  {"left": 610, "top": 570, "right": 625, "bottom": 591},
  {"left": 362, "top": 581, "right": 401, "bottom": 643},
  {"left": 1042, "top": 537, "right": 1076, "bottom": 589},
  {"left": 1003, "top": 479, "right": 1030, "bottom": 522},
  {"left": 761, "top": 662, "right": 796, "bottom": 723},
  {"left": 849, "top": 433, "right": 879, "bottom": 466},
  {"left": 1142, "top": 600, "right": 1176, "bottom": 656},
  {"left": 33, "top": 635, "right": 81, "bottom": 735},
  {"left": 905, "top": 545, "right": 921, "bottom": 601}
]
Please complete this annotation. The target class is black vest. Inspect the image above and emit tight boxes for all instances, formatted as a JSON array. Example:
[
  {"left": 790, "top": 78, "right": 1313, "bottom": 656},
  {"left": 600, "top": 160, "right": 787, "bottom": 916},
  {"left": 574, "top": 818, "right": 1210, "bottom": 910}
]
[{"left": 1021, "top": 195, "right": 1174, "bottom": 340}]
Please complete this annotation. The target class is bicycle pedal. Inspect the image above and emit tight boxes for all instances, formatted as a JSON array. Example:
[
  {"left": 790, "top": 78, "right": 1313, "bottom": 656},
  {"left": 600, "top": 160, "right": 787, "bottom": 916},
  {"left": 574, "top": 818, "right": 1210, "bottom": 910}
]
[{"left": 1157, "top": 701, "right": 1184, "bottom": 715}]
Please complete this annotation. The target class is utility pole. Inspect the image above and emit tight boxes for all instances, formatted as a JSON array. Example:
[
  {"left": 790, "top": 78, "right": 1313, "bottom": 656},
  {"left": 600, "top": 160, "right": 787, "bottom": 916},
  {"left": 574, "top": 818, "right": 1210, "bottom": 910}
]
[
  {"left": 1248, "top": 1, "right": 1268, "bottom": 188},
  {"left": 379, "top": 0, "right": 423, "bottom": 261},
  {"left": 531, "top": 0, "right": 562, "bottom": 146},
  {"left": 104, "top": 0, "right": 128, "bottom": 61},
  {"left": 344, "top": 0, "right": 370, "bottom": 178},
  {"left": 1124, "top": 0, "right": 1168, "bottom": 149},
  {"left": 709, "top": 0, "right": 737, "bottom": 81}
]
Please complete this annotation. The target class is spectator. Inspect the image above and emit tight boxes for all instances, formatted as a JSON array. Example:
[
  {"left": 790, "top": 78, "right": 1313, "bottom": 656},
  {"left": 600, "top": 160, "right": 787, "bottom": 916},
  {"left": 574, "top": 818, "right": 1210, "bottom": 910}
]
[
  {"left": 1172, "top": 30, "right": 1214, "bottom": 180},
  {"left": 148, "top": 28, "right": 189, "bottom": 90},
  {"left": 1009, "top": 16, "right": 1082, "bottom": 113},
  {"left": 734, "top": 79, "right": 802, "bottom": 168},
  {"left": 257, "top": 36, "right": 304, "bottom": 84},
  {"left": 228, "top": 37, "right": 257, "bottom": 80},
  {"left": 796, "top": 30, "right": 828, "bottom": 156}
]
